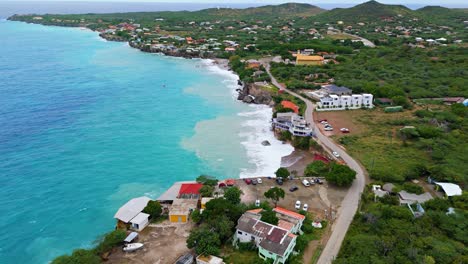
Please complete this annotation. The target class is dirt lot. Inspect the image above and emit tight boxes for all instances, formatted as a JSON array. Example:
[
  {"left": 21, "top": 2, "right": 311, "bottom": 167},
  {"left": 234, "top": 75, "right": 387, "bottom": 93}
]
[
  {"left": 107, "top": 221, "right": 193, "bottom": 264},
  {"left": 237, "top": 178, "right": 347, "bottom": 220},
  {"left": 314, "top": 110, "right": 369, "bottom": 138}
]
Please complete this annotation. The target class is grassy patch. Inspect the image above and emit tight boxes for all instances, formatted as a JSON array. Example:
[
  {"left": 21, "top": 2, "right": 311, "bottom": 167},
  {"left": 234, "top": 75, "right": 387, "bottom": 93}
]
[
  {"left": 222, "top": 245, "right": 262, "bottom": 264},
  {"left": 310, "top": 245, "right": 323, "bottom": 264}
]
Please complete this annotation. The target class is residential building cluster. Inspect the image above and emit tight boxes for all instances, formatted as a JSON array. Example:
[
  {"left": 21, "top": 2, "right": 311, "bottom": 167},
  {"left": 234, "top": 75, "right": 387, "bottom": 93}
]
[
  {"left": 309, "top": 85, "right": 374, "bottom": 111},
  {"left": 235, "top": 208, "right": 305, "bottom": 263}
]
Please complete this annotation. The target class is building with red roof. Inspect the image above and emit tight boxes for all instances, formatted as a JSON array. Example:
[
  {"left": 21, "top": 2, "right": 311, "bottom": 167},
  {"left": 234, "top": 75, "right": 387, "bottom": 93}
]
[
  {"left": 281, "top": 100, "right": 299, "bottom": 113},
  {"left": 178, "top": 183, "right": 203, "bottom": 199}
]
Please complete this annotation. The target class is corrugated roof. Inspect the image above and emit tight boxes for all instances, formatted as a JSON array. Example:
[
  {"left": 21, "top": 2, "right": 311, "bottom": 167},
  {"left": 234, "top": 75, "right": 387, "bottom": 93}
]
[
  {"left": 114, "top": 196, "right": 151, "bottom": 223},
  {"left": 130, "top": 212, "right": 150, "bottom": 225},
  {"left": 274, "top": 207, "right": 306, "bottom": 220},
  {"left": 179, "top": 183, "right": 203, "bottom": 196},
  {"left": 435, "top": 182, "right": 462, "bottom": 196}
]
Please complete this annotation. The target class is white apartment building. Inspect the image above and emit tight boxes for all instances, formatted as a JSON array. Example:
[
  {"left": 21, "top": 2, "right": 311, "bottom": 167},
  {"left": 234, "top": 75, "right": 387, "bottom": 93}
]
[{"left": 317, "top": 93, "right": 373, "bottom": 111}]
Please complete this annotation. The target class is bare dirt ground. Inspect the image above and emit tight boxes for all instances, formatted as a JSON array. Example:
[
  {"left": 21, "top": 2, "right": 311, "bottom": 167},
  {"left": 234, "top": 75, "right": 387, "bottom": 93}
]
[
  {"left": 237, "top": 178, "right": 346, "bottom": 220},
  {"left": 314, "top": 110, "right": 368, "bottom": 138},
  {"left": 107, "top": 221, "right": 193, "bottom": 264}
]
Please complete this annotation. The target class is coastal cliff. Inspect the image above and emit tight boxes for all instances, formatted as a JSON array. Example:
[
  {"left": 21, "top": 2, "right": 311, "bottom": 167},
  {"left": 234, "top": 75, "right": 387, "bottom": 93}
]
[{"left": 237, "top": 83, "right": 274, "bottom": 106}]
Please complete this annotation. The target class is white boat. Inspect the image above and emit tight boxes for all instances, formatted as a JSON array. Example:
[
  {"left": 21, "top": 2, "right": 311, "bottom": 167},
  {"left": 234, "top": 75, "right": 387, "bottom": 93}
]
[{"left": 123, "top": 243, "right": 144, "bottom": 252}]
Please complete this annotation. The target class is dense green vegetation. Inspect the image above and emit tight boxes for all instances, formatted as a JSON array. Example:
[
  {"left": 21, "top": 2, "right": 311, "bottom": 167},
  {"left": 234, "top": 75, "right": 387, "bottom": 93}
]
[
  {"left": 52, "top": 229, "right": 126, "bottom": 264},
  {"left": 340, "top": 103, "right": 468, "bottom": 186},
  {"left": 304, "top": 160, "right": 356, "bottom": 187},
  {"left": 335, "top": 187, "right": 468, "bottom": 264},
  {"left": 271, "top": 46, "right": 467, "bottom": 98}
]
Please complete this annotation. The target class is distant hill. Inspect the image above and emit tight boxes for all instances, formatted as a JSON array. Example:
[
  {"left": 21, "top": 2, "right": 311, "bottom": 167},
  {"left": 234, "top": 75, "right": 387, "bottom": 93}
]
[
  {"left": 314, "top": 0, "right": 415, "bottom": 22},
  {"left": 198, "top": 3, "right": 325, "bottom": 19},
  {"left": 416, "top": 6, "right": 468, "bottom": 26}
]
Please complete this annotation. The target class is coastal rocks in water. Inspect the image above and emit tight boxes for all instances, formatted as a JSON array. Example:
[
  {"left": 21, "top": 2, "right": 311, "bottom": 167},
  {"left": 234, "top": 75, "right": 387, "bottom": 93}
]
[
  {"left": 237, "top": 83, "right": 273, "bottom": 106},
  {"left": 261, "top": 140, "right": 271, "bottom": 146}
]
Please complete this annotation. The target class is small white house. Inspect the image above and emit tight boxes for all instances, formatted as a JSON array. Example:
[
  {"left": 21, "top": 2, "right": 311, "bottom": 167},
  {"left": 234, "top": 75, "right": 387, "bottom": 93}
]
[
  {"left": 352, "top": 94, "right": 363, "bottom": 106},
  {"left": 130, "top": 212, "right": 150, "bottom": 231}
]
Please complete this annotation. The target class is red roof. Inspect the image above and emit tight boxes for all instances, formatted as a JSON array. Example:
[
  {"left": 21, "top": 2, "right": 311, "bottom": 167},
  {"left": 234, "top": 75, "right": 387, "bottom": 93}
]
[
  {"left": 225, "top": 179, "right": 235, "bottom": 186},
  {"left": 313, "top": 154, "right": 330, "bottom": 164},
  {"left": 274, "top": 207, "right": 306, "bottom": 220},
  {"left": 281, "top": 100, "right": 299, "bottom": 113},
  {"left": 178, "top": 183, "right": 203, "bottom": 195}
]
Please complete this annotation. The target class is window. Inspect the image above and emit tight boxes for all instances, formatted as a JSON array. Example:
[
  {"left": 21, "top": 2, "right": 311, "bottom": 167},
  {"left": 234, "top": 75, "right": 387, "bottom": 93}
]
[{"left": 237, "top": 231, "right": 242, "bottom": 235}]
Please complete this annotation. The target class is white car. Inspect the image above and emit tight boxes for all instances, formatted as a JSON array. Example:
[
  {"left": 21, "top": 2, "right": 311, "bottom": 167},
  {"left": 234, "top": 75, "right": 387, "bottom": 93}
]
[
  {"left": 302, "top": 179, "right": 310, "bottom": 187},
  {"left": 255, "top": 199, "right": 260, "bottom": 207},
  {"left": 257, "top": 178, "right": 263, "bottom": 184},
  {"left": 303, "top": 204, "right": 309, "bottom": 211},
  {"left": 320, "top": 121, "right": 328, "bottom": 125},
  {"left": 332, "top": 151, "right": 340, "bottom": 158},
  {"left": 295, "top": 200, "right": 301, "bottom": 210},
  {"left": 324, "top": 127, "right": 334, "bottom": 131}
]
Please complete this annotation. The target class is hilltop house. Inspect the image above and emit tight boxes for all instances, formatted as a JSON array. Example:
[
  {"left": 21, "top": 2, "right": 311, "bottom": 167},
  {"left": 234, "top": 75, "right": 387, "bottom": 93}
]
[
  {"left": 114, "top": 196, "right": 151, "bottom": 231},
  {"left": 235, "top": 210, "right": 298, "bottom": 264}
]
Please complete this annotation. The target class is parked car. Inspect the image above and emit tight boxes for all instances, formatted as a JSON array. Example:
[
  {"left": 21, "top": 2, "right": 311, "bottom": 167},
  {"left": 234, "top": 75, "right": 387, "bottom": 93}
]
[
  {"left": 324, "top": 127, "right": 334, "bottom": 131},
  {"left": 252, "top": 179, "right": 258, "bottom": 185},
  {"left": 295, "top": 200, "right": 301, "bottom": 210},
  {"left": 289, "top": 186, "right": 299, "bottom": 192},
  {"left": 245, "top": 178, "right": 252, "bottom": 185},
  {"left": 255, "top": 199, "right": 260, "bottom": 207},
  {"left": 332, "top": 151, "right": 340, "bottom": 158},
  {"left": 340, "top": 128, "right": 350, "bottom": 133},
  {"left": 276, "top": 178, "right": 283, "bottom": 185},
  {"left": 303, "top": 204, "right": 309, "bottom": 211},
  {"left": 257, "top": 178, "right": 263, "bottom": 184},
  {"left": 320, "top": 120, "right": 328, "bottom": 124},
  {"left": 302, "top": 179, "right": 310, "bottom": 187},
  {"left": 319, "top": 119, "right": 327, "bottom": 123}
]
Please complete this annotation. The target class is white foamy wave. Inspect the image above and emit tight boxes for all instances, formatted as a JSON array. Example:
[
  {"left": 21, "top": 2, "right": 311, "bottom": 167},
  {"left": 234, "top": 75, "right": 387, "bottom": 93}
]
[
  {"left": 196, "top": 58, "right": 294, "bottom": 178},
  {"left": 238, "top": 105, "right": 294, "bottom": 178}
]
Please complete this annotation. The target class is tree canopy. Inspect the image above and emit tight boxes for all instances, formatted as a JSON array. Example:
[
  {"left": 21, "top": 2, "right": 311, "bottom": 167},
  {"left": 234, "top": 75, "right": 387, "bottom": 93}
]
[{"left": 264, "top": 187, "right": 285, "bottom": 207}]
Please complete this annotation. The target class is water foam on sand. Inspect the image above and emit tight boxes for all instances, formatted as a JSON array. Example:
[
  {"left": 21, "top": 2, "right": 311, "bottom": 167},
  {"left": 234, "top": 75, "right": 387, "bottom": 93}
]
[{"left": 202, "top": 60, "right": 294, "bottom": 178}]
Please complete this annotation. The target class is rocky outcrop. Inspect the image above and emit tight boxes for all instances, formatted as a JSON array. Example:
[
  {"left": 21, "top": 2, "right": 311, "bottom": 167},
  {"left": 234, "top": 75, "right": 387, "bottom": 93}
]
[{"left": 237, "top": 83, "right": 274, "bottom": 106}]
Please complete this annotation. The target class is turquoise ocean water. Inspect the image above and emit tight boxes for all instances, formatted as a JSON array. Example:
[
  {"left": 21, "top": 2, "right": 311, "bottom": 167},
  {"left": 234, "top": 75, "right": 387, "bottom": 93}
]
[{"left": 0, "top": 20, "right": 293, "bottom": 263}]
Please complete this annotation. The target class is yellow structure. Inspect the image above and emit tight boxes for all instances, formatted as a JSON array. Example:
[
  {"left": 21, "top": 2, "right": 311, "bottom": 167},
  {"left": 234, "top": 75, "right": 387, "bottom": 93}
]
[
  {"left": 201, "top": 197, "right": 214, "bottom": 210},
  {"left": 296, "top": 54, "right": 324, "bottom": 66},
  {"left": 169, "top": 198, "right": 198, "bottom": 223}
]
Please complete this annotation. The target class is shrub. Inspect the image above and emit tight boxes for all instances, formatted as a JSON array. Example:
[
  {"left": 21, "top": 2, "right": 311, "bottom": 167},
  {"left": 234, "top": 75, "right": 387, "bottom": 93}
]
[
  {"left": 143, "top": 200, "right": 162, "bottom": 219},
  {"left": 94, "top": 229, "right": 126, "bottom": 255}
]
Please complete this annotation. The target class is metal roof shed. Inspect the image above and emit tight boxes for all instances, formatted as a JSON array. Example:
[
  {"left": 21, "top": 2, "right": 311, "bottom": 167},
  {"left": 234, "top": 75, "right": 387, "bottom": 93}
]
[{"left": 435, "top": 182, "right": 462, "bottom": 197}]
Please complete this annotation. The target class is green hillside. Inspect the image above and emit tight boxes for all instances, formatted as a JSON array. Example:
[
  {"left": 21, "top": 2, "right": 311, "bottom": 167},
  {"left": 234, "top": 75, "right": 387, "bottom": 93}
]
[{"left": 315, "top": 0, "right": 416, "bottom": 22}]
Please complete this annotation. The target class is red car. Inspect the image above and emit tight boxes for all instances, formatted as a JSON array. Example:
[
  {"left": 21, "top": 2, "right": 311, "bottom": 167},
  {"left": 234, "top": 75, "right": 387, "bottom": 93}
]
[
  {"left": 340, "top": 128, "right": 350, "bottom": 133},
  {"left": 244, "top": 179, "right": 252, "bottom": 185}
]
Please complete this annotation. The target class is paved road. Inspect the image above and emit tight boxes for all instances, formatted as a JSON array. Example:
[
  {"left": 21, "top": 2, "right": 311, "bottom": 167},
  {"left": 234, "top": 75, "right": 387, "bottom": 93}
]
[{"left": 264, "top": 63, "right": 367, "bottom": 263}]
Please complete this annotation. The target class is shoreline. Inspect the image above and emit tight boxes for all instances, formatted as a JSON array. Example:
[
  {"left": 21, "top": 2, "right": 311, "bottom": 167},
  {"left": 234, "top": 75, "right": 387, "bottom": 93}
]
[{"left": 6, "top": 19, "right": 303, "bottom": 177}]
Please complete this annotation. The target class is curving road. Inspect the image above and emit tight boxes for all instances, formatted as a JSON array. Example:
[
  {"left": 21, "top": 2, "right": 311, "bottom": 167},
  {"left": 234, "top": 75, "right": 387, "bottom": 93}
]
[{"left": 264, "top": 62, "right": 367, "bottom": 263}]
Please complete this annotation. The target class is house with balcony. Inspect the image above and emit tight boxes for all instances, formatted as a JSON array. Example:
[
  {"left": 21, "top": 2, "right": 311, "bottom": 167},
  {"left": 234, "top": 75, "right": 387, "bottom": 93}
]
[
  {"left": 317, "top": 93, "right": 374, "bottom": 111},
  {"left": 235, "top": 210, "right": 297, "bottom": 264},
  {"left": 273, "top": 113, "right": 313, "bottom": 137}
]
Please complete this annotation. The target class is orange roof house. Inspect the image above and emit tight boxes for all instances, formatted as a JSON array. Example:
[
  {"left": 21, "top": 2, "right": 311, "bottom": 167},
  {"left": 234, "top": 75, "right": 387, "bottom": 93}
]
[
  {"left": 274, "top": 207, "right": 306, "bottom": 220},
  {"left": 281, "top": 100, "right": 299, "bottom": 113}
]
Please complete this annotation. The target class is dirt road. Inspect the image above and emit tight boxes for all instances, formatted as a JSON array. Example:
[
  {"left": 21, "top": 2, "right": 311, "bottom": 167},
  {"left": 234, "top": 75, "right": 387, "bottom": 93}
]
[{"left": 264, "top": 63, "right": 367, "bottom": 264}]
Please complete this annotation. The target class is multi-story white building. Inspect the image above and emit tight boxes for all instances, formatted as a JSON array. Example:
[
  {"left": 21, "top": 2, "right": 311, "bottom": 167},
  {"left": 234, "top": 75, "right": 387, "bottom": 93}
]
[
  {"left": 317, "top": 93, "right": 373, "bottom": 111},
  {"left": 273, "top": 113, "right": 313, "bottom": 137}
]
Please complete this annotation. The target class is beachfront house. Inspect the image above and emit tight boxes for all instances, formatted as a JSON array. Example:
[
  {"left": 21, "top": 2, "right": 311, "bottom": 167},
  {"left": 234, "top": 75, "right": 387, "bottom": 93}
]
[
  {"left": 273, "top": 113, "right": 313, "bottom": 137},
  {"left": 235, "top": 210, "right": 297, "bottom": 264},
  {"left": 114, "top": 196, "right": 151, "bottom": 231},
  {"left": 169, "top": 198, "right": 199, "bottom": 223}
]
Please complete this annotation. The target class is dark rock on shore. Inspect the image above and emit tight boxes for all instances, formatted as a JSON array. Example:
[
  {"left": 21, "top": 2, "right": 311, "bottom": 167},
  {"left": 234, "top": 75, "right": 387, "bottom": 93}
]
[{"left": 237, "top": 83, "right": 274, "bottom": 106}]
